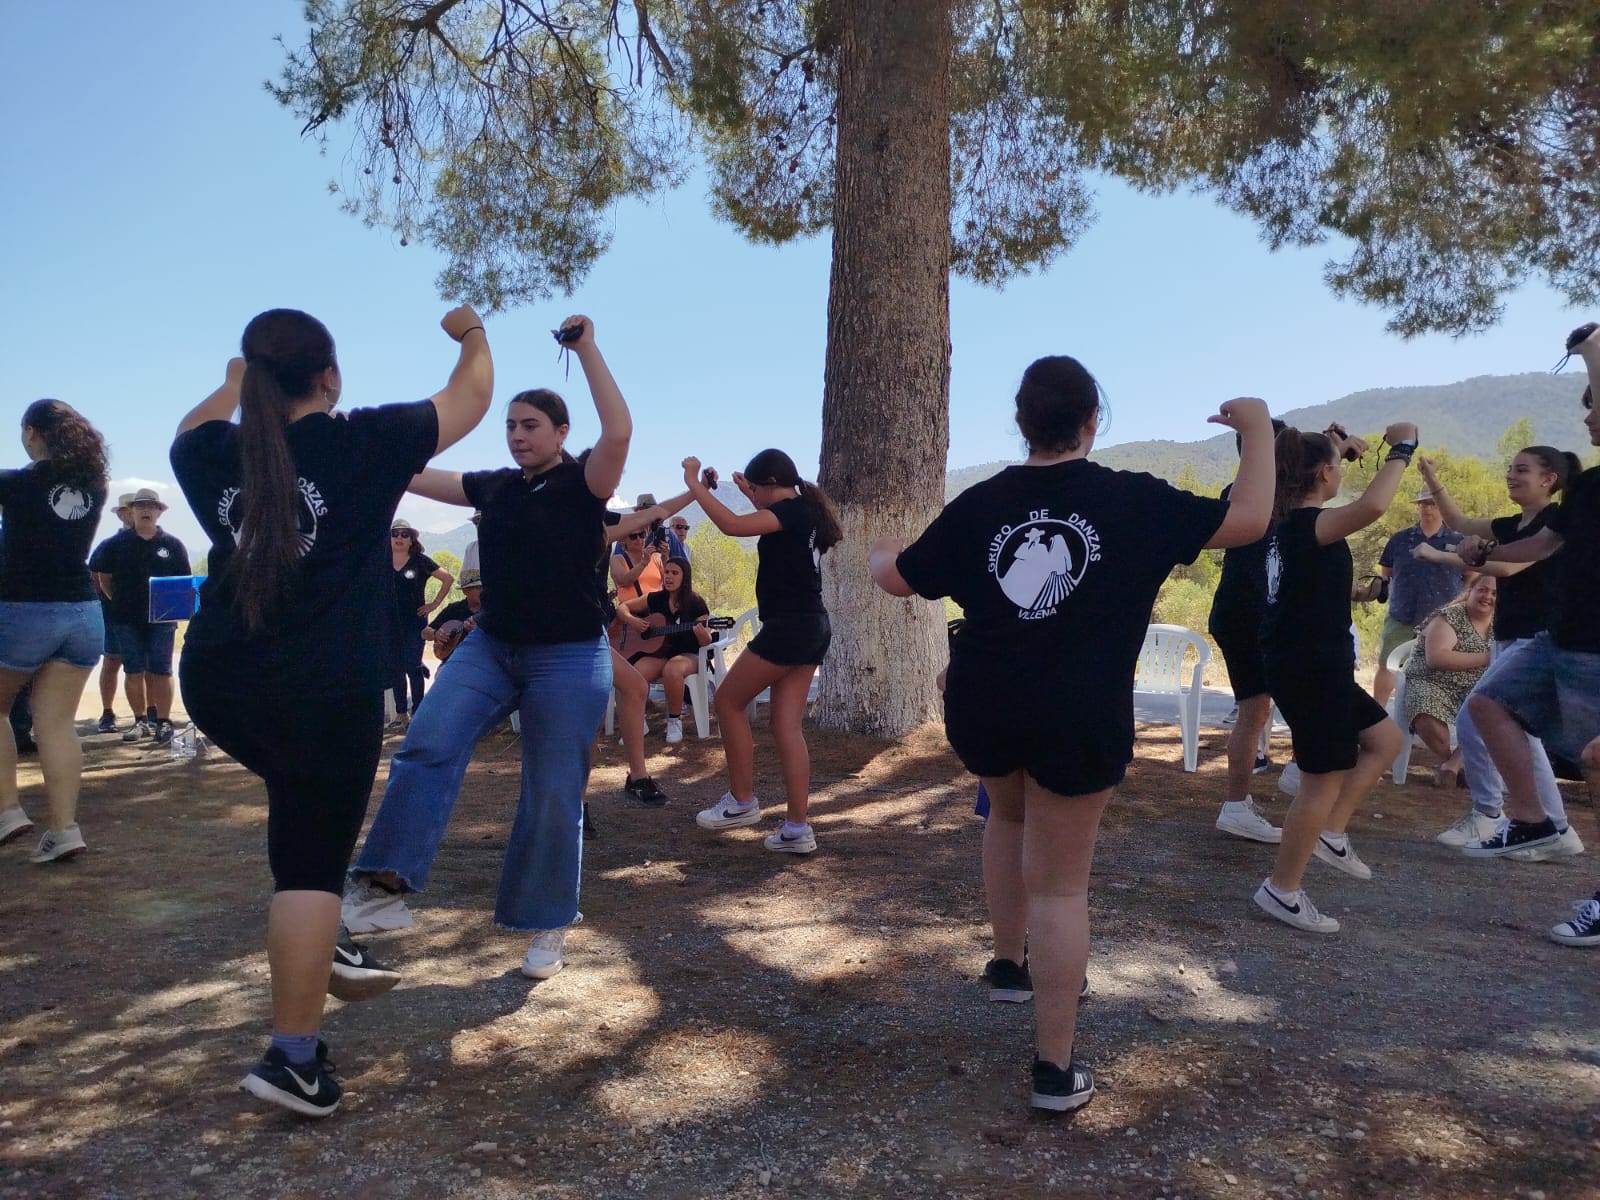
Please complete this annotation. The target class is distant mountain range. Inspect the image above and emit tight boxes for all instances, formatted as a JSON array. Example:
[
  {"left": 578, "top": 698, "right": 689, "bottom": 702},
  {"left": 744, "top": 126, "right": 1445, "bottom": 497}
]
[{"left": 946, "top": 371, "right": 1592, "bottom": 497}]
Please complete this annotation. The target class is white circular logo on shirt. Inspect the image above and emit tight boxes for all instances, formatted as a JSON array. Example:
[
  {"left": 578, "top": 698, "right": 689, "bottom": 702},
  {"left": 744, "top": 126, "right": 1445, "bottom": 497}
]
[
  {"left": 48, "top": 485, "right": 92, "bottom": 520},
  {"left": 217, "top": 479, "right": 326, "bottom": 554},
  {"left": 404, "top": 569, "right": 417, "bottom": 579},
  {"left": 156, "top": 547, "right": 170, "bottom": 558},
  {"left": 987, "top": 510, "right": 1101, "bottom": 619}
]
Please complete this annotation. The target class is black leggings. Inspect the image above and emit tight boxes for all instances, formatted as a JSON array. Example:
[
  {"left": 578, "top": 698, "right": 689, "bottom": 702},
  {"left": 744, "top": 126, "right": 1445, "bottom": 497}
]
[
  {"left": 181, "top": 658, "right": 384, "bottom": 894},
  {"left": 395, "top": 622, "right": 428, "bottom": 714}
]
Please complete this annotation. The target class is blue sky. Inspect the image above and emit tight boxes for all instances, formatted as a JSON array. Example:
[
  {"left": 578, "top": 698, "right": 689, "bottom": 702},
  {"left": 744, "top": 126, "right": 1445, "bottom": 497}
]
[{"left": 0, "top": 2, "right": 1590, "bottom": 553}]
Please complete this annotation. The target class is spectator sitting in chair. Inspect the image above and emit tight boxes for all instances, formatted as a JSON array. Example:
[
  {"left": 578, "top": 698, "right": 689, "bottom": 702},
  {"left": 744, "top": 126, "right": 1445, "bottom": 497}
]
[
  {"left": 614, "top": 556, "right": 711, "bottom": 745},
  {"left": 92, "top": 487, "right": 190, "bottom": 746},
  {"left": 423, "top": 569, "right": 483, "bottom": 660},
  {"left": 1401, "top": 575, "right": 1495, "bottom": 788}
]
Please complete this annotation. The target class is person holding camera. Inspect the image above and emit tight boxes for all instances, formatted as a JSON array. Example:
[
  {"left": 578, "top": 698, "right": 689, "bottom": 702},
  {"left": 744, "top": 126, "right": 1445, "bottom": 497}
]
[{"left": 1372, "top": 489, "right": 1461, "bottom": 706}]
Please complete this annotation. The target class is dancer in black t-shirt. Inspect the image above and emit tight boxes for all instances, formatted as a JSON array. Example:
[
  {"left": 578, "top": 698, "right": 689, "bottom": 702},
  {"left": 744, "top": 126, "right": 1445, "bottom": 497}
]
[
  {"left": 871, "top": 356, "right": 1275, "bottom": 1113},
  {"left": 343, "top": 316, "right": 631, "bottom": 983},
  {"left": 1208, "top": 419, "right": 1288, "bottom": 844},
  {"left": 387, "top": 520, "right": 453, "bottom": 722},
  {"left": 1414, "top": 446, "right": 1582, "bottom": 851},
  {"left": 0, "top": 400, "right": 110, "bottom": 862},
  {"left": 1254, "top": 421, "right": 1416, "bottom": 935},
  {"left": 681, "top": 450, "right": 841, "bottom": 854},
  {"left": 171, "top": 304, "right": 493, "bottom": 1117},
  {"left": 1455, "top": 324, "right": 1600, "bottom": 944},
  {"left": 616, "top": 556, "right": 712, "bottom": 744}
]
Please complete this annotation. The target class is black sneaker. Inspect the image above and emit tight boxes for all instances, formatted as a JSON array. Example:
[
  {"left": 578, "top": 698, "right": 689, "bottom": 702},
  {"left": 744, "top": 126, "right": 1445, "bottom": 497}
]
[
  {"left": 1031, "top": 1057, "right": 1095, "bottom": 1113},
  {"left": 1252, "top": 752, "right": 1272, "bottom": 774},
  {"left": 239, "top": 1043, "right": 341, "bottom": 1118},
  {"left": 583, "top": 802, "right": 599, "bottom": 840},
  {"left": 1463, "top": 817, "right": 1560, "bottom": 858},
  {"left": 981, "top": 957, "right": 1033, "bottom": 1003},
  {"left": 96, "top": 712, "right": 118, "bottom": 734},
  {"left": 328, "top": 926, "right": 401, "bottom": 1002},
  {"left": 623, "top": 775, "right": 670, "bottom": 806},
  {"left": 153, "top": 719, "right": 175, "bottom": 747}
]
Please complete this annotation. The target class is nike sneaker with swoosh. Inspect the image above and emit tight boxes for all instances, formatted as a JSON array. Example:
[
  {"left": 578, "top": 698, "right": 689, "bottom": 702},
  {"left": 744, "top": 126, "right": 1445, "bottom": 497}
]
[
  {"left": 240, "top": 1044, "right": 341, "bottom": 1118},
  {"left": 328, "top": 926, "right": 401, "bottom": 1002},
  {"left": 1253, "top": 880, "right": 1340, "bottom": 933},
  {"left": 1312, "top": 833, "right": 1372, "bottom": 880}
]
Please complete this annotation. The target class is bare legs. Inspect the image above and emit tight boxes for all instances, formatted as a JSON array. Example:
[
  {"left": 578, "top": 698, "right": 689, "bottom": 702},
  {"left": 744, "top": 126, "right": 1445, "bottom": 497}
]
[
  {"left": 0, "top": 661, "right": 93, "bottom": 831},
  {"left": 982, "top": 772, "right": 1110, "bottom": 1065},
  {"left": 1411, "top": 714, "right": 1460, "bottom": 785},
  {"left": 1270, "top": 719, "right": 1400, "bottom": 891},
  {"left": 1224, "top": 694, "right": 1273, "bottom": 801},
  {"left": 609, "top": 649, "right": 650, "bottom": 780},
  {"left": 267, "top": 890, "right": 341, "bottom": 1035}
]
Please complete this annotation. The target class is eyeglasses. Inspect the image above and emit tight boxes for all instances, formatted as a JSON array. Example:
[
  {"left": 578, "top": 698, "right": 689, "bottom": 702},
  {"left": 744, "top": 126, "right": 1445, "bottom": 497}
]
[
  {"left": 670, "top": 525, "right": 689, "bottom": 532},
  {"left": 390, "top": 530, "right": 410, "bottom": 537},
  {"left": 626, "top": 532, "right": 646, "bottom": 540}
]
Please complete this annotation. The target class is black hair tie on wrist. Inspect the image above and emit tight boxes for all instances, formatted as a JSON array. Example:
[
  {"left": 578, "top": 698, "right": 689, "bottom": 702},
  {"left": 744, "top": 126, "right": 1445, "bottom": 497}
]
[{"left": 460, "top": 325, "right": 485, "bottom": 339}]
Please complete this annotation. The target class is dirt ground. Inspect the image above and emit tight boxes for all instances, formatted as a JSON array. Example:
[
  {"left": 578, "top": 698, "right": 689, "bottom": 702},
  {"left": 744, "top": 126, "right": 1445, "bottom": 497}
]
[{"left": 2, "top": 699, "right": 1597, "bottom": 1200}]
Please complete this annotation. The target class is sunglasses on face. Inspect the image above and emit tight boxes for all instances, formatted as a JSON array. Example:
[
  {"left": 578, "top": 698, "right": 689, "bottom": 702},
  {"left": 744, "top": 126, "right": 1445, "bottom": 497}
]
[{"left": 390, "top": 531, "right": 411, "bottom": 538}]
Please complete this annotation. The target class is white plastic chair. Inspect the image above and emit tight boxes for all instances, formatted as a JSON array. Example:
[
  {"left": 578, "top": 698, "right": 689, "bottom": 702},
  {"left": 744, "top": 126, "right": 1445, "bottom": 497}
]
[
  {"left": 604, "top": 617, "right": 743, "bottom": 739},
  {"left": 1385, "top": 637, "right": 1456, "bottom": 783},
  {"left": 1134, "top": 624, "right": 1212, "bottom": 773}
]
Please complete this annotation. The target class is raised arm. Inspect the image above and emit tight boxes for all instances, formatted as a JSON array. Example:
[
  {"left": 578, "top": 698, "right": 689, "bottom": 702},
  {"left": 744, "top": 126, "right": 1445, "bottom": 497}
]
[
  {"left": 430, "top": 306, "right": 494, "bottom": 455},
  {"left": 608, "top": 490, "right": 695, "bottom": 543},
  {"left": 869, "top": 537, "right": 915, "bottom": 597},
  {"left": 681, "top": 458, "right": 782, "bottom": 537},
  {"left": 1411, "top": 543, "right": 1531, "bottom": 578},
  {"left": 408, "top": 467, "right": 469, "bottom": 507},
  {"left": 1415, "top": 457, "right": 1493, "bottom": 539},
  {"left": 176, "top": 358, "right": 246, "bottom": 435},
  {"left": 1314, "top": 421, "right": 1419, "bottom": 546},
  {"left": 553, "top": 316, "right": 632, "bottom": 500},
  {"left": 1202, "top": 397, "right": 1274, "bottom": 549}
]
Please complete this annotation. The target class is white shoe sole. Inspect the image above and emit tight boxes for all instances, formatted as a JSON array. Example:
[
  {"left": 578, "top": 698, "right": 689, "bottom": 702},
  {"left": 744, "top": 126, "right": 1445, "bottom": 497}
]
[
  {"left": 341, "top": 900, "right": 415, "bottom": 934},
  {"left": 239, "top": 1072, "right": 339, "bottom": 1118},
  {"left": 520, "top": 958, "right": 564, "bottom": 980},
  {"left": 1031, "top": 1085, "right": 1094, "bottom": 1112},
  {"left": 1312, "top": 841, "right": 1372, "bottom": 880},
  {"left": 1215, "top": 814, "right": 1282, "bottom": 844},
  {"left": 1253, "top": 885, "right": 1339, "bottom": 933},
  {"left": 328, "top": 965, "right": 401, "bottom": 1002},
  {"left": 0, "top": 816, "right": 34, "bottom": 846},
  {"left": 30, "top": 840, "right": 87, "bottom": 864},
  {"left": 696, "top": 808, "right": 762, "bottom": 830},
  {"left": 1464, "top": 831, "right": 1561, "bottom": 858},
  {"left": 1508, "top": 833, "right": 1586, "bottom": 862}
]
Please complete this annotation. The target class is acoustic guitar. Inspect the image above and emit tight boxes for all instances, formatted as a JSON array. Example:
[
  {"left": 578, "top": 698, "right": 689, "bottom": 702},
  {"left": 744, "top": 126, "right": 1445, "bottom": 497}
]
[
  {"left": 432, "top": 619, "right": 473, "bottom": 663},
  {"left": 611, "top": 613, "right": 734, "bottom": 659}
]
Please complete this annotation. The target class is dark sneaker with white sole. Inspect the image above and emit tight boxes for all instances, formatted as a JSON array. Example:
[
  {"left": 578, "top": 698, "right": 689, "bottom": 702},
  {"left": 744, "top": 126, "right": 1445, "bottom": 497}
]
[
  {"left": 1031, "top": 1057, "right": 1095, "bottom": 1112},
  {"left": 1463, "top": 817, "right": 1560, "bottom": 858},
  {"left": 328, "top": 927, "right": 400, "bottom": 1002},
  {"left": 1549, "top": 894, "right": 1600, "bottom": 947},
  {"left": 623, "top": 775, "right": 669, "bottom": 806},
  {"left": 982, "top": 957, "right": 1032, "bottom": 1002},
  {"left": 240, "top": 1043, "right": 341, "bottom": 1118}
]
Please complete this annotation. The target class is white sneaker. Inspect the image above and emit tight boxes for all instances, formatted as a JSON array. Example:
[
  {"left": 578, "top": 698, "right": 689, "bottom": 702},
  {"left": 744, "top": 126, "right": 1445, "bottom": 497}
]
[
  {"left": 1253, "top": 880, "right": 1340, "bottom": 933},
  {"left": 1278, "top": 761, "right": 1302, "bottom": 798},
  {"left": 664, "top": 717, "right": 684, "bottom": 745},
  {"left": 1312, "top": 833, "right": 1372, "bottom": 880},
  {"left": 1221, "top": 705, "right": 1239, "bottom": 726},
  {"left": 1509, "top": 825, "right": 1587, "bottom": 862},
  {"left": 1436, "top": 810, "right": 1500, "bottom": 848},
  {"left": 0, "top": 806, "right": 34, "bottom": 846},
  {"left": 696, "top": 792, "right": 762, "bottom": 830},
  {"left": 764, "top": 824, "right": 817, "bottom": 854},
  {"left": 1216, "top": 797, "right": 1281, "bottom": 844},
  {"left": 30, "top": 825, "right": 87, "bottom": 864},
  {"left": 520, "top": 912, "right": 581, "bottom": 980},
  {"left": 122, "top": 719, "right": 151, "bottom": 742},
  {"left": 341, "top": 878, "right": 415, "bottom": 933}
]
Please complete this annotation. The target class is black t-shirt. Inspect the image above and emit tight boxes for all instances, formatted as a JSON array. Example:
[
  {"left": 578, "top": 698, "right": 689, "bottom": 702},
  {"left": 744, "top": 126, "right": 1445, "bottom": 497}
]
[
  {"left": 432, "top": 597, "right": 479, "bottom": 629},
  {"left": 393, "top": 552, "right": 441, "bottom": 620},
  {"left": 89, "top": 529, "right": 132, "bottom": 613},
  {"left": 96, "top": 529, "right": 191, "bottom": 625},
  {"left": 461, "top": 456, "right": 608, "bottom": 645},
  {"left": 896, "top": 459, "right": 1226, "bottom": 749},
  {"left": 1260, "top": 506, "right": 1355, "bottom": 668},
  {"left": 756, "top": 497, "right": 825, "bottom": 618},
  {"left": 1547, "top": 467, "right": 1600, "bottom": 653},
  {"left": 170, "top": 400, "right": 440, "bottom": 695},
  {"left": 644, "top": 588, "right": 710, "bottom": 658},
  {"left": 1208, "top": 482, "right": 1270, "bottom": 634},
  {"left": 1488, "top": 508, "right": 1558, "bottom": 643},
  {"left": 0, "top": 461, "right": 107, "bottom": 602}
]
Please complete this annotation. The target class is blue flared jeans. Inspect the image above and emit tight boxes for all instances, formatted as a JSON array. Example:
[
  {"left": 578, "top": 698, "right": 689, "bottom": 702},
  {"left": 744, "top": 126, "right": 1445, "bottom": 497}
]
[{"left": 352, "top": 629, "right": 611, "bottom": 931}]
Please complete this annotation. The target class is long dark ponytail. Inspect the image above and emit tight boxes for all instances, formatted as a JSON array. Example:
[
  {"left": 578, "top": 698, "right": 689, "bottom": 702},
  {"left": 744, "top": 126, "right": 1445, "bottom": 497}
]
[
  {"left": 1520, "top": 445, "right": 1583, "bottom": 497},
  {"left": 22, "top": 399, "right": 110, "bottom": 490},
  {"left": 233, "top": 309, "right": 337, "bottom": 631},
  {"left": 1272, "top": 427, "right": 1337, "bottom": 522},
  {"left": 743, "top": 448, "right": 844, "bottom": 554}
]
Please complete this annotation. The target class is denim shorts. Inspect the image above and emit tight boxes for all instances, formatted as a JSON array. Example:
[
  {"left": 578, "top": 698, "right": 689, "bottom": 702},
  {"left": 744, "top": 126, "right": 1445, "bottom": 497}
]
[
  {"left": 1473, "top": 632, "right": 1600, "bottom": 762},
  {"left": 111, "top": 623, "right": 177, "bottom": 676},
  {"left": 0, "top": 600, "right": 105, "bottom": 671}
]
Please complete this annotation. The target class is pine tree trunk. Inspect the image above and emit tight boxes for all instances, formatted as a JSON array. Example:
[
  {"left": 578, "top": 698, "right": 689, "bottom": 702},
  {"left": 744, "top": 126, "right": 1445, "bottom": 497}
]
[{"left": 815, "top": 0, "right": 954, "bottom": 736}]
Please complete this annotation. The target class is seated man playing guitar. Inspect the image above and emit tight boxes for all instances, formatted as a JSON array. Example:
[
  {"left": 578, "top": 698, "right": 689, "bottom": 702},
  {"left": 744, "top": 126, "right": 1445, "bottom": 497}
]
[
  {"left": 424, "top": 569, "right": 484, "bottom": 663},
  {"left": 614, "top": 556, "right": 715, "bottom": 745}
]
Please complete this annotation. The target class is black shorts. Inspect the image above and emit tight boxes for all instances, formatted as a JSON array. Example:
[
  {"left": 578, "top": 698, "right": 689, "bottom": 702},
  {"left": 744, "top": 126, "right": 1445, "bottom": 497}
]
[
  {"left": 748, "top": 613, "right": 831, "bottom": 667},
  {"left": 1210, "top": 615, "right": 1268, "bottom": 703},
  {"left": 1266, "top": 658, "right": 1387, "bottom": 775},
  {"left": 943, "top": 684, "right": 1129, "bottom": 797}
]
